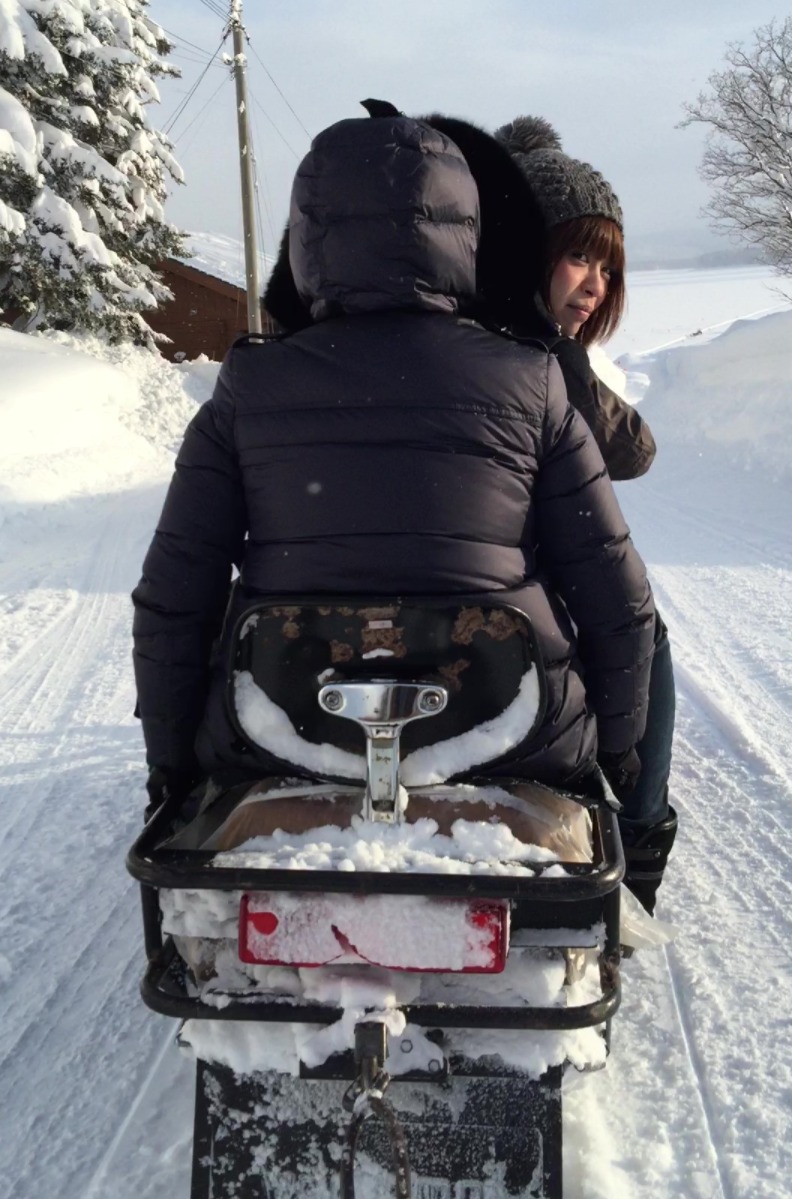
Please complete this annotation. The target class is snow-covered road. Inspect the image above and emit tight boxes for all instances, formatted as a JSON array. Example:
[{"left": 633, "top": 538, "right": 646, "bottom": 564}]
[
  {"left": 1, "top": 267, "right": 790, "bottom": 1199},
  {"left": 571, "top": 446, "right": 792, "bottom": 1199}
]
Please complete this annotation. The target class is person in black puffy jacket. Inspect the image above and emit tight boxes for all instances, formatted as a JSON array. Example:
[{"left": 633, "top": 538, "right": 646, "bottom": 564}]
[{"left": 133, "top": 114, "right": 655, "bottom": 828}]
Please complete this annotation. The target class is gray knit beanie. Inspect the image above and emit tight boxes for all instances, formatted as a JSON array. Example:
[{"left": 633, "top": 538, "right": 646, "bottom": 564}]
[{"left": 494, "top": 116, "right": 623, "bottom": 232}]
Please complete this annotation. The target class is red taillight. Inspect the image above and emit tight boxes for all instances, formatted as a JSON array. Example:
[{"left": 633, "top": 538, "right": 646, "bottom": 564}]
[
  {"left": 239, "top": 893, "right": 509, "bottom": 973},
  {"left": 248, "top": 909, "right": 279, "bottom": 936}
]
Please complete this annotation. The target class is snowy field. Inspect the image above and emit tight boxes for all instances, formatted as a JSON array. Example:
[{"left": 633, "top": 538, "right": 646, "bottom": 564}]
[{"left": 1, "top": 264, "right": 791, "bottom": 1199}]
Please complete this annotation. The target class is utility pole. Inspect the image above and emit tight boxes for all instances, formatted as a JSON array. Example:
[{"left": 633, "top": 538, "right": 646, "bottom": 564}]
[{"left": 229, "top": 0, "right": 262, "bottom": 334}]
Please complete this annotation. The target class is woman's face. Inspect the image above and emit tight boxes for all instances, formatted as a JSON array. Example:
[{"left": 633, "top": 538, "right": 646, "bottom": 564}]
[{"left": 548, "top": 249, "right": 612, "bottom": 338}]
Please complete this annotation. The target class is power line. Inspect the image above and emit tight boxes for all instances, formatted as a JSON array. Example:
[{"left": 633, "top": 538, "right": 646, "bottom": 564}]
[
  {"left": 160, "top": 28, "right": 218, "bottom": 57},
  {"left": 246, "top": 40, "right": 312, "bottom": 139},
  {"left": 247, "top": 87, "right": 301, "bottom": 159},
  {"left": 246, "top": 87, "right": 277, "bottom": 250},
  {"left": 170, "top": 48, "right": 224, "bottom": 69},
  {"left": 252, "top": 143, "right": 272, "bottom": 259},
  {"left": 196, "top": 0, "right": 227, "bottom": 20},
  {"left": 163, "top": 33, "right": 227, "bottom": 136},
  {"left": 176, "top": 75, "right": 229, "bottom": 149},
  {"left": 186, "top": 6, "right": 311, "bottom": 143}
]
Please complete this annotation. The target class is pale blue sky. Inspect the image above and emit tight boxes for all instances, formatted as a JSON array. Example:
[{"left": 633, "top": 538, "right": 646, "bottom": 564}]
[{"left": 150, "top": 0, "right": 786, "bottom": 262}]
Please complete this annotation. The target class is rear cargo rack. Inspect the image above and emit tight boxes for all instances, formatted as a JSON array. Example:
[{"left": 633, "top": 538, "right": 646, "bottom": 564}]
[{"left": 128, "top": 796, "right": 624, "bottom": 1031}]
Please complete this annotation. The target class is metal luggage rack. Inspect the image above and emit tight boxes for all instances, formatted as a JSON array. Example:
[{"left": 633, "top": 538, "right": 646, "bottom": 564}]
[{"left": 127, "top": 792, "right": 624, "bottom": 1032}]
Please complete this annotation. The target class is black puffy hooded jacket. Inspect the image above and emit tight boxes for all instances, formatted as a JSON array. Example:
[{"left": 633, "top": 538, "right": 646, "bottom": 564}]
[{"left": 132, "top": 115, "right": 655, "bottom": 790}]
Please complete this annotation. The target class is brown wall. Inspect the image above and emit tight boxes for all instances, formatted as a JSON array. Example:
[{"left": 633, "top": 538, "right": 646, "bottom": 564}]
[
  {"left": 149, "top": 261, "right": 274, "bottom": 362},
  {"left": 1, "top": 259, "right": 274, "bottom": 362}
]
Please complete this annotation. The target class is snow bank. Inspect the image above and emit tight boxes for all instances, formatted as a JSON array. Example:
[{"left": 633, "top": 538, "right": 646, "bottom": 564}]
[
  {"left": 588, "top": 343, "right": 627, "bottom": 399},
  {"left": 0, "top": 328, "right": 218, "bottom": 511},
  {"left": 622, "top": 308, "right": 792, "bottom": 480},
  {"left": 609, "top": 264, "right": 788, "bottom": 358}
]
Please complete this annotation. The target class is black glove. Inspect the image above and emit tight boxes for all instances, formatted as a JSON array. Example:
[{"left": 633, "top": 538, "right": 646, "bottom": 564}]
[
  {"left": 598, "top": 748, "right": 642, "bottom": 805},
  {"left": 144, "top": 766, "right": 201, "bottom": 823}
]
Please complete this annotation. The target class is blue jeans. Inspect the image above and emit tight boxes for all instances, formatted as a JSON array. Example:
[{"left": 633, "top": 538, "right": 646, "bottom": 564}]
[{"left": 620, "top": 626, "right": 675, "bottom": 827}]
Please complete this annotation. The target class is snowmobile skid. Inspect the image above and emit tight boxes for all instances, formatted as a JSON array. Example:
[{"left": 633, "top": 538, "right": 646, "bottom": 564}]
[{"left": 128, "top": 598, "right": 624, "bottom": 1199}]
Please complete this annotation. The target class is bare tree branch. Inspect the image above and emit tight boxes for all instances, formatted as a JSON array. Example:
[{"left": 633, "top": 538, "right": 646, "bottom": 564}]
[{"left": 680, "top": 18, "right": 792, "bottom": 276}]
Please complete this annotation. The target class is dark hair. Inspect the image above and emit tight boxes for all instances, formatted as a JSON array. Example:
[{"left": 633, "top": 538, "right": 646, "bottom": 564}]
[{"left": 542, "top": 216, "right": 626, "bottom": 347}]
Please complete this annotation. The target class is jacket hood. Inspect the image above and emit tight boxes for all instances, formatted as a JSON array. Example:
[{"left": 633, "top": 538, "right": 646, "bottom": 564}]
[
  {"left": 265, "top": 108, "right": 546, "bottom": 334},
  {"left": 286, "top": 115, "right": 479, "bottom": 323}
]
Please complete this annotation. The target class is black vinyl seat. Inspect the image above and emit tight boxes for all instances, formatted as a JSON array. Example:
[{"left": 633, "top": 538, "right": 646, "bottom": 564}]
[{"left": 227, "top": 596, "right": 547, "bottom": 781}]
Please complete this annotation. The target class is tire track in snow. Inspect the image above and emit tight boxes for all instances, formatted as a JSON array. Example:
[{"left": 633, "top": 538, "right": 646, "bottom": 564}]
[
  {"left": 0, "top": 922, "right": 166, "bottom": 1199},
  {"left": 653, "top": 573, "right": 792, "bottom": 853},
  {"left": 662, "top": 944, "right": 733, "bottom": 1199},
  {"left": 0, "top": 488, "right": 164, "bottom": 1199},
  {"left": 0, "top": 513, "right": 122, "bottom": 735},
  {"left": 674, "top": 656, "right": 792, "bottom": 832},
  {"left": 647, "top": 696, "right": 792, "bottom": 1199},
  {"left": 81, "top": 1028, "right": 179, "bottom": 1199},
  {"left": 671, "top": 684, "right": 792, "bottom": 964},
  {"left": 649, "top": 490, "right": 792, "bottom": 574},
  {"left": 0, "top": 496, "right": 147, "bottom": 859},
  {"left": 0, "top": 848, "right": 136, "bottom": 1068}
]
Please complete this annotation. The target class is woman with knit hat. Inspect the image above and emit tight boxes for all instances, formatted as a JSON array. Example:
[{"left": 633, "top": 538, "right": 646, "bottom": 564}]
[
  {"left": 491, "top": 116, "right": 656, "bottom": 479},
  {"left": 493, "top": 116, "right": 677, "bottom": 914}
]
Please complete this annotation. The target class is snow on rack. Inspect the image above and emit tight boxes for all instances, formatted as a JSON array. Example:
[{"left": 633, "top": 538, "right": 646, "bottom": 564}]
[
  {"left": 177, "top": 944, "right": 607, "bottom": 1080},
  {"left": 207, "top": 814, "right": 567, "bottom": 874}
]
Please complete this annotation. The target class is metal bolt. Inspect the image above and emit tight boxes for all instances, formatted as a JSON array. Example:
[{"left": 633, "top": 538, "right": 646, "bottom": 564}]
[
  {"left": 418, "top": 688, "right": 444, "bottom": 713},
  {"left": 428, "top": 1058, "right": 442, "bottom": 1073},
  {"left": 400, "top": 1038, "right": 413, "bottom": 1053},
  {"left": 323, "top": 689, "right": 344, "bottom": 712}
]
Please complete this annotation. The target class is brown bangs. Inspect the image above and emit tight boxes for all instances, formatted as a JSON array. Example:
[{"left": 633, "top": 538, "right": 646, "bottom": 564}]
[{"left": 543, "top": 216, "right": 626, "bottom": 346}]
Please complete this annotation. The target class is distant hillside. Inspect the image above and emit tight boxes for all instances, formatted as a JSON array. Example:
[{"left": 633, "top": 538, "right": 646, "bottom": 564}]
[{"left": 629, "top": 245, "right": 760, "bottom": 271}]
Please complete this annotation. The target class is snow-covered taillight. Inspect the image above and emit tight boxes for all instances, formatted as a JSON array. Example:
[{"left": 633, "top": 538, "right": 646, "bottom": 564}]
[{"left": 239, "top": 892, "right": 509, "bottom": 973}]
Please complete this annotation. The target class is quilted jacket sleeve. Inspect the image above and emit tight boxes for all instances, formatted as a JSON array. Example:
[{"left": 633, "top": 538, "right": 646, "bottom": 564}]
[
  {"left": 550, "top": 335, "right": 656, "bottom": 481},
  {"left": 131, "top": 353, "right": 247, "bottom": 774},
  {"left": 534, "top": 357, "right": 656, "bottom": 754}
]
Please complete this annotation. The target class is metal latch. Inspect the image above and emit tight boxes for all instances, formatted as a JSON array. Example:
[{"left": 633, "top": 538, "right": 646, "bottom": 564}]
[{"left": 318, "top": 681, "right": 448, "bottom": 823}]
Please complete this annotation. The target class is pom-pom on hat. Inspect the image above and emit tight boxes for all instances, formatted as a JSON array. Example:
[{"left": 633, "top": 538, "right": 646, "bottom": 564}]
[{"left": 495, "top": 116, "right": 623, "bottom": 232}]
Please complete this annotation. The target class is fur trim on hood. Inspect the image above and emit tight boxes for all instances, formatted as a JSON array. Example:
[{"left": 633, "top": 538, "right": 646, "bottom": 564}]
[{"left": 264, "top": 224, "right": 312, "bottom": 333}]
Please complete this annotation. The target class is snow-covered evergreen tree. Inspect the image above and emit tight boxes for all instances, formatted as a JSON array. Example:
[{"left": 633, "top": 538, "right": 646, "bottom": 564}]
[{"left": 0, "top": 0, "right": 186, "bottom": 342}]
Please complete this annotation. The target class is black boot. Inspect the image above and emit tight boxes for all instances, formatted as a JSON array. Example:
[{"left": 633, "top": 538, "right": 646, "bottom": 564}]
[{"left": 620, "top": 806, "right": 678, "bottom": 915}]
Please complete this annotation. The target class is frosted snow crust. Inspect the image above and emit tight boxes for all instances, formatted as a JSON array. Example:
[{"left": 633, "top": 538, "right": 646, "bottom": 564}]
[{"left": 179, "top": 946, "right": 607, "bottom": 1081}]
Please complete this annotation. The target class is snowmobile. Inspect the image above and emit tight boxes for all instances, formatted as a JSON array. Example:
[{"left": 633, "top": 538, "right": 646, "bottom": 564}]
[{"left": 128, "top": 597, "right": 624, "bottom": 1198}]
